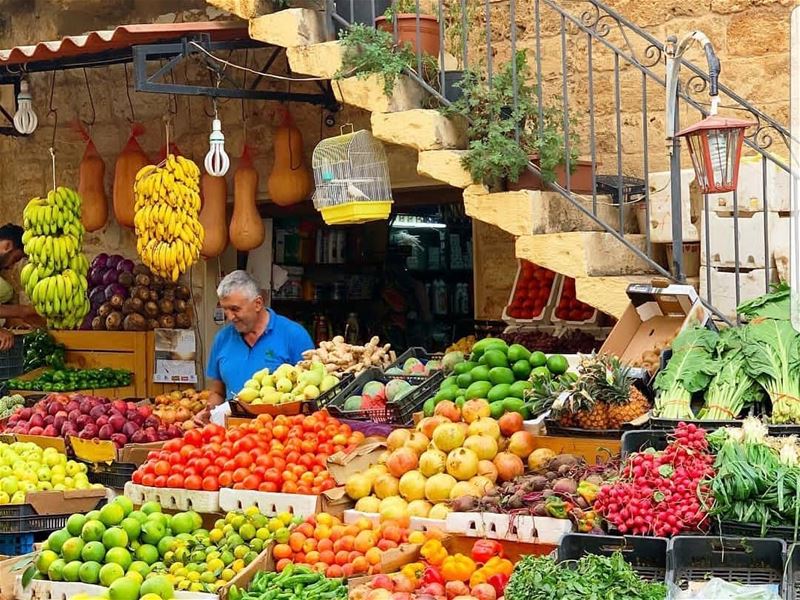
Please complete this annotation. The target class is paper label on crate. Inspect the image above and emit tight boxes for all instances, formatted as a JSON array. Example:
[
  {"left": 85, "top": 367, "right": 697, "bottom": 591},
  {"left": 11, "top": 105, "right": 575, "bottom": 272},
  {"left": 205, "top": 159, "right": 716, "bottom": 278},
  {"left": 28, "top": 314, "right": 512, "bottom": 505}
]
[{"left": 152, "top": 328, "right": 197, "bottom": 384}]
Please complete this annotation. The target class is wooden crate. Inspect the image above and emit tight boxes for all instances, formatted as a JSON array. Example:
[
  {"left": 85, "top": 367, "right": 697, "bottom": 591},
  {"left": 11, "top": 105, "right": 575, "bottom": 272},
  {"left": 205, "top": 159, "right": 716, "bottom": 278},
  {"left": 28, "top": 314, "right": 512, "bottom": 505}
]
[{"left": 50, "top": 331, "right": 147, "bottom": 397}]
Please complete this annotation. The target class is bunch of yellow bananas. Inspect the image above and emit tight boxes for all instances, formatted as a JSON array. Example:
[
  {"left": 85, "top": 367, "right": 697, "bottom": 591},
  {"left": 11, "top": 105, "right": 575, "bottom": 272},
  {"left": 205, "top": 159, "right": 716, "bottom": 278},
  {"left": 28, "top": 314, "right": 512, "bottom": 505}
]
[
  {"left": 20, "top": 187, "right": 90, "bottom": 329},
  {"left": 133, "top": 154, "right": 204, "bottom": 282}
]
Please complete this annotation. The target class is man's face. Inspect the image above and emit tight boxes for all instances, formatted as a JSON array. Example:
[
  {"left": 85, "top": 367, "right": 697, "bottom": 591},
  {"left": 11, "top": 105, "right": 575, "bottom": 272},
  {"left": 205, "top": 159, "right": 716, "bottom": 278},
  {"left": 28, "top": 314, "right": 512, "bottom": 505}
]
[
  {"left": 0, "top": 241, "right": 21, "bottom": 269},
  {"left": 219, "top": 291, "right": 264, "bottom": 333}
]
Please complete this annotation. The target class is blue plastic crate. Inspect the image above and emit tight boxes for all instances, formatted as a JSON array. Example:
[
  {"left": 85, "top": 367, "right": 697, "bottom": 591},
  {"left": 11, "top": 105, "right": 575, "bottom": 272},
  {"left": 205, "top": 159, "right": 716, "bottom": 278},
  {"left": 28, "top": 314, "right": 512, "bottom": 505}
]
[{"left": 0, "top": 532, "right": 34, "bottom": 555}]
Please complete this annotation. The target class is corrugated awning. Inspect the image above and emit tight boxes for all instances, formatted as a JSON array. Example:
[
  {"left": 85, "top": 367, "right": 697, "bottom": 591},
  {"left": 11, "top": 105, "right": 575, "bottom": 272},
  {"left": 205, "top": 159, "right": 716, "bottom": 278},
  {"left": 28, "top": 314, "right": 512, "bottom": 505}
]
[{"left": 0, "top": 22, "right": 251, "bottom": 70}]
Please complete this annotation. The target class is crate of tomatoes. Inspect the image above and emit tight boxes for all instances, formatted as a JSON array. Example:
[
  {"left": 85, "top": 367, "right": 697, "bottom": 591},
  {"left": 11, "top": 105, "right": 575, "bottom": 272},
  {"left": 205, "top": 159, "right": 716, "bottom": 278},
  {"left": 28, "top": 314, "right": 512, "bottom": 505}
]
[
  {"left": 502, "top": 260, "right": 559, "bottom": 325},
  {"left": 550, "top": 276, "right": 598, "bottom": 325}
]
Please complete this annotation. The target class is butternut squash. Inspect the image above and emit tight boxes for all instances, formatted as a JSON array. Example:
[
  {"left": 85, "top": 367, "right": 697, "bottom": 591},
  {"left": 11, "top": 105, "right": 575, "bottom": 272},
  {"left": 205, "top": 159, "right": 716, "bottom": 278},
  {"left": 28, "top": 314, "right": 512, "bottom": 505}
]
[
  {"left": 229, "top": 146, "right": 264, "bottom": 251},
  {"left": 267, "top": 108, "right": 313, "bottom": 206},
  {"left": 113, "top": 124, "right": 150, "bottom": 228},
  {"left": 199, "top": 173, "right": 229, "bottom": 258},
  {"left": 77, "top": 132, "right": 107, "bottom": 232}
]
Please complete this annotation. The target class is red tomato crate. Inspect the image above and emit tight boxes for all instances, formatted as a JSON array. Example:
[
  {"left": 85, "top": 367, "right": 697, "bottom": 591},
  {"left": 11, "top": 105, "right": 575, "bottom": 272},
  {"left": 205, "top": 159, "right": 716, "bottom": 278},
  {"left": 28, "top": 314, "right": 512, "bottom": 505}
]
[
  {"left": 502, "top": 260, "right": 560, "bottom": 326},
  {"left": 549, "top": 276, "right": 598, "bottom": 326}
]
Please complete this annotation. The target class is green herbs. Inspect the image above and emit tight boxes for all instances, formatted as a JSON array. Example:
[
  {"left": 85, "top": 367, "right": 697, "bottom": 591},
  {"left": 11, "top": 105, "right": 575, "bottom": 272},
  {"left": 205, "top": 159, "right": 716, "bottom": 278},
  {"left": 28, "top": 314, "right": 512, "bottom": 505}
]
[
  {"left": 335, "top": 24, "right": 416, "bottom": 97},
  {"left": 653, "top": 328, "right": 719, "bottom": 419},
  {"left": 505, "top": 553, "right": 666, "bottom": 600}
]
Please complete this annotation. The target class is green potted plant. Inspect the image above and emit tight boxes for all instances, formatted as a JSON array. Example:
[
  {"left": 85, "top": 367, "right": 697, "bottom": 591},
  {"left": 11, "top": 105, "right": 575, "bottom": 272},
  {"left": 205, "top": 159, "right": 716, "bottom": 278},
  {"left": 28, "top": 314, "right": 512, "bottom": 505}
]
[
  {"left": 441, "top": 0, "right": 479, "bottom": 102},
  {"left": 376, "top": 0, "right": 441, "bottom": 57}
]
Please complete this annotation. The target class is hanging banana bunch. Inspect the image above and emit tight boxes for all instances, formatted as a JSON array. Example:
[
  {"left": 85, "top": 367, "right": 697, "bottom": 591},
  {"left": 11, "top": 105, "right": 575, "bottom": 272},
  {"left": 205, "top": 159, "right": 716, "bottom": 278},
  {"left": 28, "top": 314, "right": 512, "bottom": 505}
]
[
  {"left": 20, "top": 187, "right": 90, "bottom": 329},
  {"left": 133, "top": 154, "right": 205, "bottom": 282}
]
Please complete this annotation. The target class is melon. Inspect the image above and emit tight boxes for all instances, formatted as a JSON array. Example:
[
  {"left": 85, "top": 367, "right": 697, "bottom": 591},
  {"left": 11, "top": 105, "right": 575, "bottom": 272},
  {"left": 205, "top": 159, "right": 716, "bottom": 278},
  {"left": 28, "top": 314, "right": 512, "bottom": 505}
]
[{"left": 386, "top": 379, "right": 413, "bottom": 403}]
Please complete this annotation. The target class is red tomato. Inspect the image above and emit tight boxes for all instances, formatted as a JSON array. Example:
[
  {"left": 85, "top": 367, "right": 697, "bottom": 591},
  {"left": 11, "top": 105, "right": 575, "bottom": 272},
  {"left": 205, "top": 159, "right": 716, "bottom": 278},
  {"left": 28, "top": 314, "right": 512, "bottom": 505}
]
[
  {"left": 184, "top": 429, "right": 202, "bottom": 447},
  {"left": 235, "top": 453, "right": 253, "bottom": 469},
  {"left": 218, "top": 471, "right": 233, "bottom": 488},
  {"left": 141, "top": 473, "right": 155, "bottom": 487},
  {"left": 243, "top": 475, "right": 261, "bottom": 490},
  {"left": 154, "top": 461, "right": 171, "bottom": 476},
  {"left": 166, "top": 474, "right": 184, "bottom": 488},
  {"left": 259, "top": 481, "right": 279, "bottom": 492},
  {"left": 184, "top": 475, "right": 202, "bottom": 490},
  {"left": 202, "top": 475, "right": 219, "bottom": 491},
  {"left": 154, "top": 475, "right": 168, "bottom": 488},
  {"left": 232, "top": 467, "right": 250, "bottom": 483},
  {"left": 132, "top": 470, "right": 144, "bottom": 485}
]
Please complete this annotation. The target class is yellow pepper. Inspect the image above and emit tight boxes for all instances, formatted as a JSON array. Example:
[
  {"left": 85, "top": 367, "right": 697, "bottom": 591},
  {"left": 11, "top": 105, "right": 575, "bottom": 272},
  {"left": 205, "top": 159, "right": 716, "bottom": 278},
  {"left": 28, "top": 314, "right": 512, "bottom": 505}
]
[
  {"left": 420, "top": 539, "right": 448, "bottom": 566},
  {"left": 441, "top": 553, "right": 476, "bottom": 582},
  {"left": 401, "top": 562, "right": 425, "bottom": 584},
  {"left": 469, "top": 557, "right": 514, "bottom": 588}
]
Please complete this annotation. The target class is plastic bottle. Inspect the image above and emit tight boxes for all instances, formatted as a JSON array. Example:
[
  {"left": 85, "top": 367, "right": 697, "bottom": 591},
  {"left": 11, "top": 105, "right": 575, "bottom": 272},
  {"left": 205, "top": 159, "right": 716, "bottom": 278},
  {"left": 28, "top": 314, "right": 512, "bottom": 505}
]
[{"left": 344, "top": 313, "right": 360, "bottom": 345}]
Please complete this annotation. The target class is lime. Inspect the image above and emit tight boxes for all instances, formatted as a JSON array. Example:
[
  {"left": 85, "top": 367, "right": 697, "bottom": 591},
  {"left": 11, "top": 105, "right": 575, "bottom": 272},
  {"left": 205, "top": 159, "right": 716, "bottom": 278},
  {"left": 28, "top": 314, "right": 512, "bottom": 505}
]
[
  {"left": 250, "top": 538, "right": 264, "bottom": 553},
  {"left": 113, "top": 496, "right": 134, "bottom": 517},
  {"left": 422, "top": 397, "right": 435, "bottom": 417},
  {"left": 274, "top": 527, "right": 290, "bottom": 544},
  {"left": 109, "top": 575, "right": 141, "bottom": 600},
  {"left": 140, "top": 520, "right": 166, "bottom": 545},
  {"left": 100, "top": 502, "right": 125, "bottom": 527},
  {"left": 81, "top": 520, "right": 106, "bottom": 543},
  {"left": 128, "top": 510, "right": 148, "bottom": 524},
  {"left": 35, "top": 549, "right": 58, "bottom": 574},
  {"left": 66, "top": 513, "right": 87, "bottom": 536},
  {"left": 47, "top": 558, "right": 66, "bottom": 581},
  {"left": 46, "top": 528, "right": 71, "bottom": 554},
  {"left": 546, "top": 354, "right": 569, "bottom": 375},
  {"left": 128, "top": 560, "right": 151, "bottom": 578},
  {"left": 125, "top": 571, "right": 144, "bottom": 585},
  {"left": 140, "top": 501, "right": 162, "bottom": 515},
  {"left": 140, "top": 595, "right": 164, "bottom": 600},
  {"left": 170, "top": 512, "right": 194, "bottom": 535},
  {"left": 157, "top": 535, "right": 175, "bottom": 557},
  {"left": 140, "top": 574, "right": 175, "bottom": 599},
  {"left": 62, "top": 560, "right": 82, "bottom": 582},
  {"left": 512, "top": 360, "right": 532, "bottom": 380},
  {"left": 78, "top": 561, "right": 102, "bottom": 584},
  {"left": 81, "top": 540, "right": 106, "bottom": 563},
  {"left": 85, "top": 510, "right": 101, "bottom": 521},
  {"left": 103, "top": 526, "right": 129, "bottom": 550},
  {"left": 99, "top": 562, "right": 126, "bottom": 586},
  {"left": 136, "top": 544, "right": 160, "bottom": 565},
  {"left": 187, "top": 511, "right": 203, "bottom": 531},
  {"left": 60, "top": 537, "right": 85, "bottom": 562},
  {"left": 531, "top": 366, "right": 552, "bottom": 381},
  {"left": 529, "top": 351, "right": 547, "bottom": 368},
  {"left": 106, "top": 547, "right": 134, "bottom": 571},
  {"left": 120, "top": 517, "right": 141, "bottom": 541}
]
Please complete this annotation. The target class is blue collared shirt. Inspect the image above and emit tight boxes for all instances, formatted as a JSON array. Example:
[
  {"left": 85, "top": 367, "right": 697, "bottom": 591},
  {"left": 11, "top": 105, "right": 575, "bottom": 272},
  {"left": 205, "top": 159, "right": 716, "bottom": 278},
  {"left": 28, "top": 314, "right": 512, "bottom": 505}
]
[{"left": 206, "top": 308, "right": 314, "bottom": 398}]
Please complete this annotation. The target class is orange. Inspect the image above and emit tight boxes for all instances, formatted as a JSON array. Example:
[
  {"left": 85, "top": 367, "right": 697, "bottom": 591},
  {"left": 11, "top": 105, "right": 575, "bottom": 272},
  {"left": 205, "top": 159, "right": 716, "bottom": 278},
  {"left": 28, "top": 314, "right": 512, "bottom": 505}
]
[
  {"left": 335, "top": 551, "right": 349, "bottom": 566},
  {"left": 273, "top": 544, "right": 292, "bottom": 560},
  {"left": 289, "top": 533, "right": 306, "bottom": 552},
  {"left": 276, "top": 558, "right": 292, "bottom": 572}
]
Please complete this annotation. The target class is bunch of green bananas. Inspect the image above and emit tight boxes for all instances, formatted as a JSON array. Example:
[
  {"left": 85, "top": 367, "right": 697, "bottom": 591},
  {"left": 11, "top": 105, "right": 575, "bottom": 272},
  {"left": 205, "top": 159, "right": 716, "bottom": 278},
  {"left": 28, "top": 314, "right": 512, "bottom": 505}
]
[
  {"left": 133, "top": 154, "right": 204, "bottom": 282},
  {"left": 20, "top": 187, "right": 90, "bottom": 329}
]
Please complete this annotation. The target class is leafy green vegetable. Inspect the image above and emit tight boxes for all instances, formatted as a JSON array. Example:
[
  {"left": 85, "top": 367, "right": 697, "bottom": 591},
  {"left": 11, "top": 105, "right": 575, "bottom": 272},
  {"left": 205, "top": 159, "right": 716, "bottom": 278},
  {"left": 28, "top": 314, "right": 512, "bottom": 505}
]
[
  {"left": 737, "top": 283, "right": 790, "bottom": 321},
  {"left": 654, "top": 327, "right": 719, "bottom": 419},
  {"left": 700, "top": 328, "right": 764, "bottom": 420},
  {"left": 505, "top": 552, "right": 666, "bottom": 600},
  {"left": 741, "top": 318, "right": 800, "bottom": 423}
]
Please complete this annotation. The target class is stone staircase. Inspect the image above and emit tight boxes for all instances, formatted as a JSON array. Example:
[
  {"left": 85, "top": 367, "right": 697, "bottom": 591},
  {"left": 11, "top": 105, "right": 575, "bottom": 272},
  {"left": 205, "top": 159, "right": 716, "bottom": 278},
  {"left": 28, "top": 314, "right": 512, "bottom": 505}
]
[{"left": 207, "top": 2, "right": 659, "bottom": 318}]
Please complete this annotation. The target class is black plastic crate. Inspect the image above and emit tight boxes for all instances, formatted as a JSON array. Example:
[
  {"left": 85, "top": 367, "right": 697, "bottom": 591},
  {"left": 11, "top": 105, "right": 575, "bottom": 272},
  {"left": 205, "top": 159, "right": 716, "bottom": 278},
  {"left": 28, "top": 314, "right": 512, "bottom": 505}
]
[
  {"left": 312, "top": 372, "right": 354, "bottom": 410},
  {"left": 0, "top": 335, "right": 25, "bottom": 381},
  {"left": 0, "top": 495, "right": 103, "bottom": 534},
  {"left": 788, "top": 535, "right": 800, "bottom": 599},
  {"left": 715, "top": 520, "right": 800, "bottom": 543},
  {"left": 620, "top": 430, "right": 670, "bottom": 458},
  {"left": 385, "top": 348, "right": 445, "bottom": 385},
  {"left": 558, "top": 533, "right": 667, "bottom": 583},
  {"left": 84, "top": 460, "right": 137, "bottom": 490},
  {"left": 668, "top": 536, "right": 786, "bottom": 595},
  {"left": 327, "top": 367, "right": 444, "bottom": 426}
]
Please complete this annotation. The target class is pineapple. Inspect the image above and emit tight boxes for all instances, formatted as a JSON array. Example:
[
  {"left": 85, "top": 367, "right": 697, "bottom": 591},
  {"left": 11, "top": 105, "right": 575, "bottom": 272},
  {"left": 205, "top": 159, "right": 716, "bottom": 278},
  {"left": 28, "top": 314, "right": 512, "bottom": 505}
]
[{"left": 604, "top": 357, "right": 651, "bottom": 428}]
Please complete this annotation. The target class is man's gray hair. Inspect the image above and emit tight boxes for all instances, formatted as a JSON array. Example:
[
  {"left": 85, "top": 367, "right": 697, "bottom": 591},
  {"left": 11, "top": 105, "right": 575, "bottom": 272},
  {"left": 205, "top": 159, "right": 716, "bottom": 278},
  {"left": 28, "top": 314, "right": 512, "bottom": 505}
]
[{"left": 217, "top": 270, "right": 261, "bottom": 300}]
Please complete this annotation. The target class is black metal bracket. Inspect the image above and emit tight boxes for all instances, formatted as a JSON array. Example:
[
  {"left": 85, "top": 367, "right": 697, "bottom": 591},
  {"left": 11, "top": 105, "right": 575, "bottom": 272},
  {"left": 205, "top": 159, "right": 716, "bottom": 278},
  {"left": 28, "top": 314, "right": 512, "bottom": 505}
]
[{"left": 132, "top": 35, "right": 340, "bottom": 111}]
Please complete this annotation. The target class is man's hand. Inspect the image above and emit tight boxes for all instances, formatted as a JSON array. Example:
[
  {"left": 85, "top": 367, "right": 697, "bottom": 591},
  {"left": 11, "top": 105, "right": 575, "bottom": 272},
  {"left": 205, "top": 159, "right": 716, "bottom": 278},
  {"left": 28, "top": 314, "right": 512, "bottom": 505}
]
[
  {"left": 0, "top": 330, "right": 14, "bottom": 351},
  {"left": 192, "top": 407, "right": 210, "bottom": 426}
]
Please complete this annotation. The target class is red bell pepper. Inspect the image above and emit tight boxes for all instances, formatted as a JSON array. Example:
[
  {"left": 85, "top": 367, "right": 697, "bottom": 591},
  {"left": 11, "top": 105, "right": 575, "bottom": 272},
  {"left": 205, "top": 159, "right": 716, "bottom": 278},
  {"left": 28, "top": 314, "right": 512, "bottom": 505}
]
[
  {"left": 487, "top": 573, "right": 510, "bottom": 597},
  {"left": 471, "top": 539, "right": 504, "bottom": 564},
  {"left": 421, "top": 566, "right": 444, "bottom": 586}
]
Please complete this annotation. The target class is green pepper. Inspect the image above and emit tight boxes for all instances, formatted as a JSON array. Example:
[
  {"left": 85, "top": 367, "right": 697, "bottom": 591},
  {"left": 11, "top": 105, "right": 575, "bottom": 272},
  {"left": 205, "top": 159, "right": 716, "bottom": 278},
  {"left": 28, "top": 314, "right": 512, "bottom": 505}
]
[{"left": 545, "top": 496, "right": 570, "bottom": 519}]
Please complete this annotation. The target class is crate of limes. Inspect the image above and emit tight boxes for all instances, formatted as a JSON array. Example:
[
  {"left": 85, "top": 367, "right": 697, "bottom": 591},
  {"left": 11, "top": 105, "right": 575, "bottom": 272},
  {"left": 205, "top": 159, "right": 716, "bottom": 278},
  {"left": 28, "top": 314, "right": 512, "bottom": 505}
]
[{"left": 423, "top": 337, "right": 571, "bottom": 420}]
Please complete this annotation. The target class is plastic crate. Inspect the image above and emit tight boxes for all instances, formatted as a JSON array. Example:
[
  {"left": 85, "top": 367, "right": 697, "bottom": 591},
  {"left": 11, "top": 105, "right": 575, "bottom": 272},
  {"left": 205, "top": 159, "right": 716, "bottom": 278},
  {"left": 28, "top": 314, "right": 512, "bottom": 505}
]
[
  {"left": 714, "top": 520, "right": 800, "bottom": 543},
  {"left": 620, "top": 430, "right": 670, "bottom": 458},
  {"left": 557, "top": 533, "right": 667, "bottom": 583},
  {"left": 501, "top": 260, "right": 560, "bottom": 326},
  {"left": 84, "top": 461, "right": 136, "bottom": 490},
  {"left": 327, "top": 367, "right": 444, "bottom": 426},
  {"left": 0, "top": 532, "right": 34, "bottom": 555},
  {"left": 668, "top": 536, "right": 786, "bottom": 594},
  {"left": 312, "top": 372, "right": 354, "bottom": 410},
  {"left": 386, "top": 348, "right": 444, "bottom": 385},
  {"left": 0, "top": 335, "right": 25, "bottom": 381}
]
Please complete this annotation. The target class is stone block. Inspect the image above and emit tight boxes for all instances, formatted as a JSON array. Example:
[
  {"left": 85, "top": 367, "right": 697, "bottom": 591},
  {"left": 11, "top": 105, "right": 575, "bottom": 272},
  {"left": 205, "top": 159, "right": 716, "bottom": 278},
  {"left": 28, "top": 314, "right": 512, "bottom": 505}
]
[
  {"left": 418, "top": 151, "right": 473, "bottom": 188},
  {"left": 515, "top": 232, "right": 655, "bottom": 277},
  {"left": 464, "top": 187, "right": 537, "bottom": 236},
  {"left": 287, "top": 41, "right": 345, "bottom": 78},
  {"left": 575, "top": 276, "right": 654, "bottom": 318},
  {"left": 333, "top": 74, "right": 424, "bottom": 113},
  {"left": 249, "top": 8, "right": 325, "bottom": 47},
  {"left": 370, "top": 110, "right": 466, "bottom": 151},
  {"left": 205, "top": 0, "right": 273, "bottom": 19}
]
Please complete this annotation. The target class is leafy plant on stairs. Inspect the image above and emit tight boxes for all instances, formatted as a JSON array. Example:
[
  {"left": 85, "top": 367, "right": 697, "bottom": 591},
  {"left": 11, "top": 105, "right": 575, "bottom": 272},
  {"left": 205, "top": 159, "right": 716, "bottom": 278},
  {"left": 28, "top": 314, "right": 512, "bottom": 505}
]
[
  {"left": 441, "top": 50, "right": 579, "bottom": 189},
  {"left": 336, "top": 23, "right": 437, "bottom": 97}
]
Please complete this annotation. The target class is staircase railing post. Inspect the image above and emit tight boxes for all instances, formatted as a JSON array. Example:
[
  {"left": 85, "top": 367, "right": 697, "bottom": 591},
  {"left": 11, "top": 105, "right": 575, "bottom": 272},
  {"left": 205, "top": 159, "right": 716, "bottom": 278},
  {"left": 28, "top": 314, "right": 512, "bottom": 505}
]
[{"left": 665, "top": 38, "right": 686, "bottom": 282}]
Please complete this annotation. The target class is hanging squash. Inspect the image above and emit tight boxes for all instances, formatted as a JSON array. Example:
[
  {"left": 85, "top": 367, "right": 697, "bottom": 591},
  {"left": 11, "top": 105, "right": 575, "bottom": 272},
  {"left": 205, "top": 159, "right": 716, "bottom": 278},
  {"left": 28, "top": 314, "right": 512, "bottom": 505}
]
[
  {"left": 229, "top": 145, "right": 264, "bottom": 251},
  {"left": 199, "top": 172, "right": 228, "bottom": 258},
  {"left": 75, "top": 122, "right": 107, "bottom": 232},
  {"left": 267, "top": 107, "right": 313, "bottom": 206},
  {"left": 113, "top": 123, "right": 150, "bottom": 228}
]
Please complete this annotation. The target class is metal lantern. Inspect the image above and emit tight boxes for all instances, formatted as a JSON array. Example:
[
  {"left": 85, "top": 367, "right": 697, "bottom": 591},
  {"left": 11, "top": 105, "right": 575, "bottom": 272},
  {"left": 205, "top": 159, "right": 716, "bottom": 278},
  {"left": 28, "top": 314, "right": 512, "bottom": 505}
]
[{"left": 675, "top": 114, "right": 755, "bottom": 194}]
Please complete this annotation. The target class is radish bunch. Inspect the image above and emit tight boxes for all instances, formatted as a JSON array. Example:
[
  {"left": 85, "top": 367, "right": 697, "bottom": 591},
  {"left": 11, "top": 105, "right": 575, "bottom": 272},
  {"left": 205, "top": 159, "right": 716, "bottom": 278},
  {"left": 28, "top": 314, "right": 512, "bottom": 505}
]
[{"left": 594, "top": 423, "right": 715, "bottom": 537}]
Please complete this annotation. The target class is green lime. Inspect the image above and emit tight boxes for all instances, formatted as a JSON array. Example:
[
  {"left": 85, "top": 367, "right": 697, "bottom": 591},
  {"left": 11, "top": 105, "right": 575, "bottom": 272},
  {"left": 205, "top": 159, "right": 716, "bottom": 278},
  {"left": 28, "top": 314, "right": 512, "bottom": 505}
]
[
  {"left": 113, "top": 495, "right": 134, "bottom": 517},
  {"left": 47, "top": 558, "right": 66, "bottom": 581},
  {"left": 99, "top": 562, "right": 126, "bottom": 586},
  {"left": 81, "top": 540, "right": 106, "bottom": 563},
  {"left": 35, "top": 549, "right": 59, "bottom": 574},
  {"left": 121, "top": 517, "right": 141, "bottom": 541},
  {"left": 529, "top": 351, "right": 547, "bottom": 368},
  {"left": 100, "top": 502, "right": 126, "bottom": 527},
  {"left": 106, "top": 547, "right": 134, "bottom": 571},
  {"left": 512, "top": 360, "right": 532, "bottom": 380},
  {"left": 60, "top": 537, "right": 85, "bottom": 562},
  {"left": 66, "top": 514, "right": 87, "bottom": 537},
  {"left": 109, "top": 575, "right": 141, "bottom": 600},
  {"left": 62, "top": 560, "right": 82, "bottom": 582},
  {"left": 47, "top": 528, "right": 71, "bottom": 554},
  {"left": 547, "top": 354, "right": 569, "bottom": 375},
  {"left": 140, "top": 501, "right": 162, "bottom": 515},
  {"left": 103, "top": 526, "right": 129, "bottom": 550},
  {"left": 78, "top": 561, "right": 102, "bottom": 584},
  {"left": 81, "top": 520, "right": 106, "bottom": 543}
]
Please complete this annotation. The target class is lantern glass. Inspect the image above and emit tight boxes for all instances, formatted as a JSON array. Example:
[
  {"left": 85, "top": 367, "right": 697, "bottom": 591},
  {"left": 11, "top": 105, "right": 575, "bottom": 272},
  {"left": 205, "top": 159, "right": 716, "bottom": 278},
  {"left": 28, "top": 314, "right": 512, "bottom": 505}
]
[{"left": 677, "top": 116, "right": 752, "bottom": 194}]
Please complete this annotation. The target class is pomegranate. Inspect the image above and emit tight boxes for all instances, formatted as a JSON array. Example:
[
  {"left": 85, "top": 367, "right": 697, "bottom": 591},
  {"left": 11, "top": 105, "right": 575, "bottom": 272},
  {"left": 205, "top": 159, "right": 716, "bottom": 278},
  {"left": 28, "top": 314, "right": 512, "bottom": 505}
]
[
  {"left": 498, "top": 412, "right": 524, "bottom": 436},
  {"left": 419, "top": 448, "right": 447, "bottom": 477},
  {"left": 425, "top": 473, "right": 457, "bottom": 502},
  {"left": 463, "top": 434, "right": 498, "bottom": 461},
  {"left": 429, "top": 503, "right": 451, "bottom": 520},
  {"left": 386, "top": 447, "right": 419, "bottom": 478},
  {"left": 446, "top": 447, "right": 479, "bottom": 481},
  {"left": 403, "top": 431, "right": 430, "bottom": 455},
  {"left": 373, "top": 473, "right": 401, "bottom": 499},
  {"left": 417, "top": 415, "right": 449, "bottom": 439},
  {"left": 433, "top": 422, "right": 465, "bottom": 452},
  {"left": 398, "top": 470, "right": 427, "bottom": 501},
  {"left": 386, "top": 428, "right": 411, "bottom": 451},
  {"left": 461, "top": 399, "right": 490, "bottom": 424},
  {"left": 477, "top": 460, "right": 499, "bottom": 483},
  {"left": 434, "top": 400, "right": 461, "bottom": 422},
  {"left": 494, "top": 451, "right": 525, "bottom": 482},
  {"left": 407, "top": 499, "right": 433, "bottom": 517},
  {"left": 467, "top": 417, "right": 501, "bottom": 440},
  {"left": 345, "top": 473, "right": 373, "bottom": 500},
  {"left": 508, "top": 430, "right": 536, "bottom": 458},
  {"left": 449, "top": 480, "right": 481, "bottom": 499}
]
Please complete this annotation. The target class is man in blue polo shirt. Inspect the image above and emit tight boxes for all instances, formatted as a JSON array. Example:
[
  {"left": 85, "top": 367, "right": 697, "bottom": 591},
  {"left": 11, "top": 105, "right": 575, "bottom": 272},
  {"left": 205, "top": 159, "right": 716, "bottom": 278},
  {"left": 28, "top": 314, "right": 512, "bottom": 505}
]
[{"left": 206, "top": 270, "right": 314, "bottom": 408}]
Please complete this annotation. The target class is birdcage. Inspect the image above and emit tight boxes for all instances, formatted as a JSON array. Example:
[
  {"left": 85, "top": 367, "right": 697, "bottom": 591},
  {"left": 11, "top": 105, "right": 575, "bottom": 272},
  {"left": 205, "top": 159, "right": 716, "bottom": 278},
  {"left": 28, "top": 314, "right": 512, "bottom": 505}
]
[{"left": 312, "top": 127, "right": 393, "bottom": 225}]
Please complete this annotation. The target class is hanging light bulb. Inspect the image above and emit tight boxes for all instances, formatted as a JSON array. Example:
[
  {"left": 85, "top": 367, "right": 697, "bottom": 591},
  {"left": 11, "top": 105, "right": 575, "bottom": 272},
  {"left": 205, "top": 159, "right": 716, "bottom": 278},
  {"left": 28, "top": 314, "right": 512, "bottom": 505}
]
[
  {"left": 204, "top": 118, "right": 230, "bottom": 176},
  {"left": 13, "top": 79, "right": 37, "bottom": 135}
]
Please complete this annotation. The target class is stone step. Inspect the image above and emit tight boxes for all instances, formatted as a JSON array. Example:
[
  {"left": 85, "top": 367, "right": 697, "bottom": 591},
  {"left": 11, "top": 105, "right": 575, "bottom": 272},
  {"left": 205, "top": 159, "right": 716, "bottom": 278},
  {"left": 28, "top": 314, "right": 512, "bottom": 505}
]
[
  {"left": 207, "top": 0, "right": 273, "bottom": 19},
  {"left": 575, "top": 275, "right": 654, "bottom": 318},
  {"left": 249, "top": 8, "right": 325, "bottom": 47},
  {"left": 417, "top": 150, "right": 473, "bottom": 188},
  {"left": 515, "top": 232, "right": 656, "bottom": 278},
  {"left": 371, "top": 110, "right": 466, "bottom": 151},
  {"left": 286, "top": 41, "right": 344, "bottom": 79},
  {"left": 465, "top": 187, "right": 638, "bottom": 237}
]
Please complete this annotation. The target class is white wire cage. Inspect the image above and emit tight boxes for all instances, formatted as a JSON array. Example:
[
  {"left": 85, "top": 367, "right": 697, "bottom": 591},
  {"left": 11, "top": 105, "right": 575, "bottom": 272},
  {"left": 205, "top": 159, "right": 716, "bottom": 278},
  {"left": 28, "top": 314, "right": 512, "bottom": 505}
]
[{"left": 311, "top": 128, "right": 393, "bottom": 225}]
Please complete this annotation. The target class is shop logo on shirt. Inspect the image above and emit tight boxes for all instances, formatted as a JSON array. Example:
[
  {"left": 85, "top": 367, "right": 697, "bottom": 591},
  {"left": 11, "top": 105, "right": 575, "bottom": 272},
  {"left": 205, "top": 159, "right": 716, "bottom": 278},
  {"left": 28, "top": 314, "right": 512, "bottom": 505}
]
[{"left": 265, "top": 349, "right": 277, "bottom": 361}]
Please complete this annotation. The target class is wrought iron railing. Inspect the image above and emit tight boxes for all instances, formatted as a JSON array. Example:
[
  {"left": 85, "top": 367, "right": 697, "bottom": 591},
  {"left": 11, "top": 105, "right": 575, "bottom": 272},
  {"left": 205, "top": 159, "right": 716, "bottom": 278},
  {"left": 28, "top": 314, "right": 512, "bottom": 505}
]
[{"left": 323, "top": 0, "right": 793, "bottom": 324}]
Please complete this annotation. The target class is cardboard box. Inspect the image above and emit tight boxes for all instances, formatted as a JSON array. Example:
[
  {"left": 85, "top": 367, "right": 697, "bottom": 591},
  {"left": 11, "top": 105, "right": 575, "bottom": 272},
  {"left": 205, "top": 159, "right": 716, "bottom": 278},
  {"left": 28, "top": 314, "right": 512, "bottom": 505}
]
[
  {"left": 0, "top": 553, "right": 33, "bottom": 600},
  {"left": 327, "top": 441, "right": 386, "bottom": 485},
  {"left": 24, "top": 488, "right": 106, "bottom": 516},
  {"left": 599, "top": 281, "right": 713, "bottom": 365},
  {"left": 70, "top": 436, "right": 166, "bottom": 466}
]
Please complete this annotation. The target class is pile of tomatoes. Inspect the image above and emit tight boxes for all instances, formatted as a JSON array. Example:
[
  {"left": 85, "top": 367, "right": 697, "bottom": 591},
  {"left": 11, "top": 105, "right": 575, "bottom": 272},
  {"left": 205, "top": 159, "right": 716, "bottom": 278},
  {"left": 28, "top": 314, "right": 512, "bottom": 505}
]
[
  {"left": 273, "top": 512, "right": 416, "bottom": 578},
  {"left": 131, "top": 410, "right": 365, "bottom": 494},
  {"left": 505, "top": 260, "right": 556, "bottom": 320},
  {"left": 553, "top": 276, "right": 596, "bottom": 322}
]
